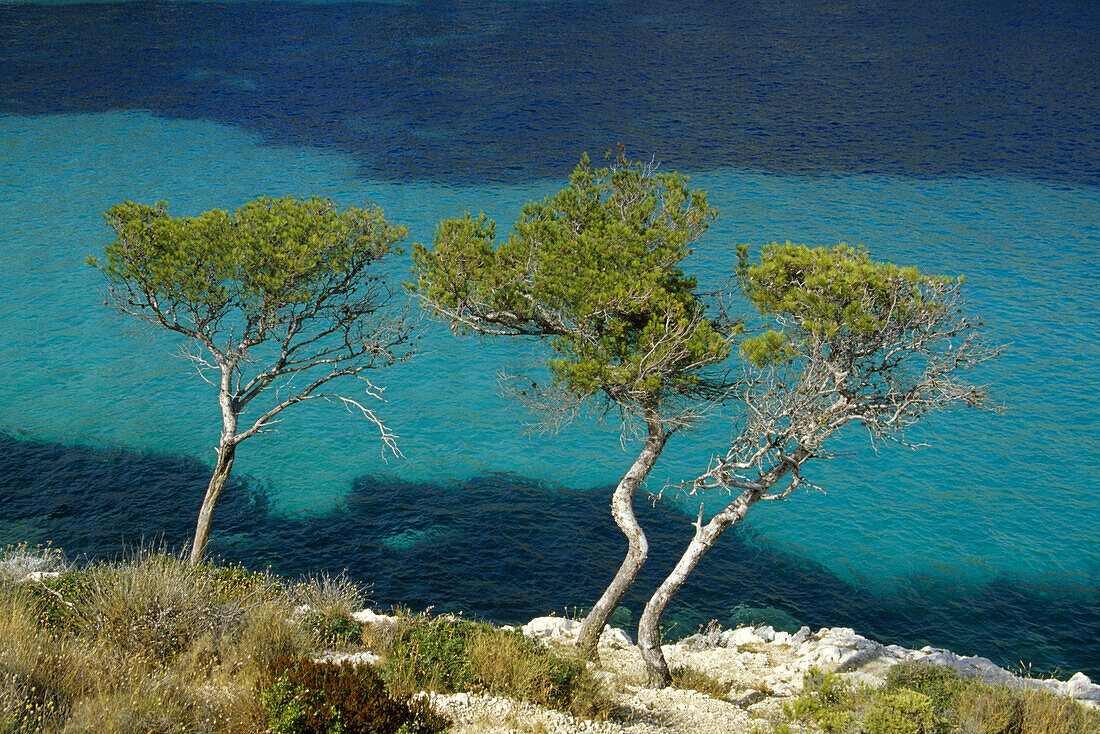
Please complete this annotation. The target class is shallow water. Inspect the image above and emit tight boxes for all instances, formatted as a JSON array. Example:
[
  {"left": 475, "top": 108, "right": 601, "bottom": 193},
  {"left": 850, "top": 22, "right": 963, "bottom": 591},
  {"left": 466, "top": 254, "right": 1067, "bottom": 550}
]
[{"left": 1, "top": 0, "right": 1097, "bottom": 677}]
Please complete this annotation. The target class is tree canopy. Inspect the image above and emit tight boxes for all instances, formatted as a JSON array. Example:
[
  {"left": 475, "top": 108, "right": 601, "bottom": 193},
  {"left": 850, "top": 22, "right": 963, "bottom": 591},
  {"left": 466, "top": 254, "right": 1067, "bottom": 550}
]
[
  {"left": 413, "top": 153, "right": 733, "bottom": 425},
  {"left": 91, "top": 195, "right": 413, "bottom": 563}
]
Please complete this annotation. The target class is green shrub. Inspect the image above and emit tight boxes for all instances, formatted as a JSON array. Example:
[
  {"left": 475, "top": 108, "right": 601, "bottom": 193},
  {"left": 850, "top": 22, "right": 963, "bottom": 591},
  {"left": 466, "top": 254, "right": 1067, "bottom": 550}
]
[
  {"left": 264, "top": 656, "right": 448, "bottom": 734},
  {"left": 864, "top": 689, "right": 946, "bottom": 734},
  {"left": 301, "top": 610, "right": 363, "bottom": 648},
  {"left": 290, "top": 575, "right": 368, "bottom": 649},
  {"left": 884, "top": 661, "right": 965, "bottom": 712},
  {"left": 262, "top": 673, "right": 340, "bottom": 734},
  {"left": 385, "top": 617, "right": 487, "bottom": 694},
  {"left": 33, "top": 570, "right": 96, "bottom": 634},
  {"left": 384, "top": 616, "right": 612, "bottom": 720},
  {"left": 784, "top": 667, "right": 857, "bottom": 732}
]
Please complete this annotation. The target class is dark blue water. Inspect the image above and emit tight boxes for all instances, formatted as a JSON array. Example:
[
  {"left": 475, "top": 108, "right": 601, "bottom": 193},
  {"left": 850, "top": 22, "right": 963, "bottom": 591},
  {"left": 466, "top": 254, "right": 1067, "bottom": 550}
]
[
  {"left": 1, "top": 0, "right": 1098, "bottom": 680},
  {"left": 3, "top": 432, "right": 1097, "bottom": 678},
  {"left": 1, "top": 0, "right": 1097, "bottom": 184}
]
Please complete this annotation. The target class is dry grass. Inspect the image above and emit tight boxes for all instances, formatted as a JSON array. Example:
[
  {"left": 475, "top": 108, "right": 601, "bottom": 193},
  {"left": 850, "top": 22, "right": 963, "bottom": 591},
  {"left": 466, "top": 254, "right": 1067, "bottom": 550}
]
[
  {"left": 380, "top": 613, "right": 615, "bottom": 722},
  {"left": 785, "top": 663, "right": 1100, "bottom": 734},
  {"left": 0, "top": 548, "right": 321, "bottom": 733},
  {"left": 670, "top": 665, "right": 729, "bottom": 699},
  {"left": 0, "top": 544, "right": 71, "bottom": 583},
  {"left": 953, "top": 684, "right": 1100, "bottom": 734},
  {"left": 0, "top": 546, "right": 616, "bottom": 733},
  {"left": 359, "top": 606, "right": 415, "bottom": 658}
]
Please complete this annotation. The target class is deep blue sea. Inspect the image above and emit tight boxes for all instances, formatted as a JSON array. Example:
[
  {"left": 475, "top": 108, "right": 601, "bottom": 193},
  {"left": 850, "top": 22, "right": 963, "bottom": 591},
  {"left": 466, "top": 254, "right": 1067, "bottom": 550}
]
[{"left": 1, "top": 0, "right": 1098, "bottom": 678}]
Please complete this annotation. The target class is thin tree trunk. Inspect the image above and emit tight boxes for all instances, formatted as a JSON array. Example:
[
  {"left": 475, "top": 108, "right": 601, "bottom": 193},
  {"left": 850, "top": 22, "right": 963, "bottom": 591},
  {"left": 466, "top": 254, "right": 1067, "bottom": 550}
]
[
  {"left": 636, "top": 446, "right": 811, "bottom": 687},
  {"left": 189, "top": 440, "right": 237, "bottom": 565},
  {"left": 637, "top": 490, "right": 756, "bottom": 686},
  {"left": 576, "top": 414, "right": 667, "bottom": 659},
  {"left": 190, "top": 375, "right": 240, "bottom": 566}
]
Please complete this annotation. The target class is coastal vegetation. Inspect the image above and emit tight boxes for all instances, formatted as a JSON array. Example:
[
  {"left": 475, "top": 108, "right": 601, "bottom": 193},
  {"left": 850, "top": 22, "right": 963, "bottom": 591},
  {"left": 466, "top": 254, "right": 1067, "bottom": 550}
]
[
  {"left": 88, "top": 196, "right": 415, "bottom": 564},
  {"left": 2, "top": 546, "right": 1097, "bottom": 733},
  {"left": 0, "top": 546, "right": 610, "bottom": 733},
  {"left": 412, "top": 151, "right": 737, "bottom": 658},
  {"left": 81, "top": 154, "right": 1005, "bottom": 705},
  {"left": 413, "top": 154, "right": 998, "bottom": 686},
  {"left": 780, "top": 664, "right": 1100, "bottom": 734}
]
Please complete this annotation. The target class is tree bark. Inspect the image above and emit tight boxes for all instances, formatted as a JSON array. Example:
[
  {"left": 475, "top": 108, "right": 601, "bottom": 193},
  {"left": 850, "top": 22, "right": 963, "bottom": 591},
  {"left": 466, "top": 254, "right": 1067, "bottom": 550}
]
[
  {"left": 576, "top": 414, "right": 667, "bottom": 659},
  {"left": 636, "top": 446, "right": 810, "bottom": 687},
  {"left": 636, "top": 489, "right": 757, "bottom": 686},
  {"left": 190, "top": 374, "right": 240, "bottom": 566},
  {"left": 189, "top": 440, "right": 237, "bottom": 565}
]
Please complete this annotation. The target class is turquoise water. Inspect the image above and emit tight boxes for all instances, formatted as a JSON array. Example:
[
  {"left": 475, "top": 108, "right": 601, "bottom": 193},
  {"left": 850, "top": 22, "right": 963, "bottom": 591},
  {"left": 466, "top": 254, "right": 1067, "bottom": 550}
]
[
  {"left": 2, "top": 109, "right": 1097, "bottom": 591},
  {"left": 1, "top": 0, "right": 1098, "bottom": 676}
]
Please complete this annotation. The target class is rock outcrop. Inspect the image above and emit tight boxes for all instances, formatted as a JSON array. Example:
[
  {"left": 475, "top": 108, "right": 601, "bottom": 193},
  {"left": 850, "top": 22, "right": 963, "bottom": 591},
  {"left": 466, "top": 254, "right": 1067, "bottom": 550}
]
[{"left": 348, "top": 610, "right": 1099, "bottom": 733}]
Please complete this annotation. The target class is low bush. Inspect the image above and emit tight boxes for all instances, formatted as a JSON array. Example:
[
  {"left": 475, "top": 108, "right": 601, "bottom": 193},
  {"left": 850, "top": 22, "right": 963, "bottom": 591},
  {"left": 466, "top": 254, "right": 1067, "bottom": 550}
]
[
  {"left": 670, "top": 665, "right": 728, "bottom": 699},
  {"left": 884, "top": 661, "right": 966, "bottom": 712},
  {"left": 784, "top": 667, "right": 859, "bottom": 732},
  {"left": 384, "top": 615, "right": 613, "bottom": 720},
  {"left": 263, "top": 656, "right": 448, "bottom": 734},
  {"left": 864, "top": 689, "right": 945, "bottom": 734},
  {"left": 385, "top": 617, "right": 489, "bottom": 694},
  {"left": 783, "top": 660, "right": 1100, "bottom": 734},
  {"left": 291, "top": 574, "right": 367, "bottom": 648}
]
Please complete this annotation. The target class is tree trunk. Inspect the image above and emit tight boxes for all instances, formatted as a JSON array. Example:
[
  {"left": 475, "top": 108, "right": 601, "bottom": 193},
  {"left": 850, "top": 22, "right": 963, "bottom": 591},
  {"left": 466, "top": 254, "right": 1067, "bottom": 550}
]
[
  {"left": 637, "top": 446, "right": 811, "bottom": 687},
  {"left": 189, "top": 440, "right": 237, "bottom": 565},
  {"left": 636, "top": 490, "right": 756, "bottom": 687},
  {"left": 190, "top": 446, "right": 235, "bottom": 564},
  {"left": 576, "top": 415, "right": 667, "bottom": 659}
]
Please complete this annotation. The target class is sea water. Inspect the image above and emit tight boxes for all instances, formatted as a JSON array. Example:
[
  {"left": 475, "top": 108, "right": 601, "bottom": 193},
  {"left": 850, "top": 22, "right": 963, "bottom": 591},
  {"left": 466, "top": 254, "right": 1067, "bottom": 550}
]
[{"left": 1, "top": 0, "right": 1097, "bottom": 677}]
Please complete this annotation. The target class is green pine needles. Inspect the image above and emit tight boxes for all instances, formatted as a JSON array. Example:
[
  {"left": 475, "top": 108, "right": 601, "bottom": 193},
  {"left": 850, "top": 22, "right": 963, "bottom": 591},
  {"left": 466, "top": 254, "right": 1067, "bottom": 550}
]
[
  {"left": 92, "top": 196, "right": 405, "bottom": 321},
  {"left": 412, "top": 153, "right": 734, "bottom": 421},
  {"left": 737, "top": 242, "right": 960, "bottom": 367}
]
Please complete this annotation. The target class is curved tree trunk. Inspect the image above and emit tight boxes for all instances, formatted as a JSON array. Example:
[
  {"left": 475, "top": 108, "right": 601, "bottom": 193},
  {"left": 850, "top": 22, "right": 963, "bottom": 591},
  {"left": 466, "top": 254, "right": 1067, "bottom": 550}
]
[
  {"left": 637, "top": 446, "right": 811, "bottom": 687},
  {"left": 636, "top": 489, "right": 758, "bottom": 686},
  {"left": 576, "top": 413, "right": 667, "bottom": 659},
  {"left": 189, "top": 440, "right": 237, "bottom": 565}
]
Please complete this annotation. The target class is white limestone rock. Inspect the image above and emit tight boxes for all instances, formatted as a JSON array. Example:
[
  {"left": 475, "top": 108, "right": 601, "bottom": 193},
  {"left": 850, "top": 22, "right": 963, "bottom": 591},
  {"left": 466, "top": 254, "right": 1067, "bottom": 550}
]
[
  {"left": 722, "top": 626, "right": 764, "bottom": 647},
  {"left": 522, "top": 616, "right": 581, "bottom": 644},
  {"left": 1064, "top": 672, "right": 1100, "bottom": 702},
  {"left": 316, "top": 651, "right": 381, "bottom": 666},
  {"left": 601, "top": 626, "right": 633, "bottom": 649},
  {"left": 912, "top": 649, "right": 1017, "bottom": 687},
  {"left": 679, "top": 628, "right": 722, "bottom": 650},
  {"left": 754, "top": 625, "right": 776, "bottom": 643},
  {"left": 789, "top": 625, "right": 812, "bottom": 647},
  {"left": 789, "top": 627, "right": 885, "bottom": 673},
  {"left": 811, "top": 644, "right": 843, "bottom": 667},
  {"left": 351, "top": 608, "right": 399, "bottom": 626}
]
